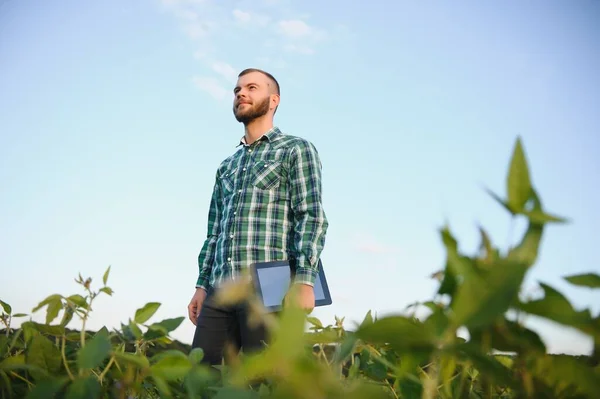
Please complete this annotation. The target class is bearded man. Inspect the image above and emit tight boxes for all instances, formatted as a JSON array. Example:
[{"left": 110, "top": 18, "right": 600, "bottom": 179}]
[{"left": 188, "top": 68, "right": 329, "bottom": 365}]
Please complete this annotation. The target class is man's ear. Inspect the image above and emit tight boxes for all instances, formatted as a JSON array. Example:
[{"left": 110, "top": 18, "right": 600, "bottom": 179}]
[{"left": 271, "top": 94, "right": 280, "bottom": 109}]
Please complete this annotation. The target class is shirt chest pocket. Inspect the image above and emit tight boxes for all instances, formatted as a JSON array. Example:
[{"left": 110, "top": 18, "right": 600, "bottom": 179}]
[{"left": 252, "top": 160, "right": 285, "bottom": 191}]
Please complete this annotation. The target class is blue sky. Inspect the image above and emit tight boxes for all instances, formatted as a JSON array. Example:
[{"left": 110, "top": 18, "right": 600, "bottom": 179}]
[{"left": 1, "top": 0, "right": 598, "bottom": 355}]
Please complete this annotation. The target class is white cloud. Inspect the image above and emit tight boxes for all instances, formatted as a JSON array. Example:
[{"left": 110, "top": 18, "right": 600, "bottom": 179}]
[
  {"left": 232, "top": 9, "right": 251, "bottom": 23},
  {"left": 211, "top": 61, "right": 238, "bottom": 83},
  {"left": 278, "top": 19, "right": 312, "bottom": 38},
  {"left": 283, "top": 44, "right": 314, "bottom": 55},
  {"left": 192, "top": 76, "right": 229, "bottom": 100}
]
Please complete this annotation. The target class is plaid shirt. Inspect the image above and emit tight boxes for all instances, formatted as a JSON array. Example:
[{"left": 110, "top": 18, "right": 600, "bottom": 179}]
[{"left": 196, "top": 126, "right": 328, "bottom": 290}]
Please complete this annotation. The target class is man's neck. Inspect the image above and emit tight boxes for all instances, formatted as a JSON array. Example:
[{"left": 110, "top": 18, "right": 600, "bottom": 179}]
[{"left": 243, "top": 118, "right": 273, "bottom": 145}]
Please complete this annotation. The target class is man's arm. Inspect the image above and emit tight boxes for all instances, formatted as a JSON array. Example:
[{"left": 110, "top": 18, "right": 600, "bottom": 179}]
[
  {"left": 196, "top": 172, "right": 222, "bottom": 290},
  {"left": 289, "top": 140, "right": 329, "bottom": 286}
]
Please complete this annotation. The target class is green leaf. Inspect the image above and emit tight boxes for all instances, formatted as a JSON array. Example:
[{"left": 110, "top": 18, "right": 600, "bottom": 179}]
[
  {"left": 77, "top": 330, "right": 111, "bottom": 369},
  {"left": 150, "top": 351, "right": 191, "bottom": 381},
  {"left": 185, "top": 366, "right": 216, "bottom": 398},
  {"left": 24, "top": 321, "right": 65, "bottom": 337},
  {"left": 306, "top": 316, "right": 323, "bottom": 329},
  {"left": 103, "top": 265, "right": 111, "bottom": 285},
  {"left": 64, "top": 376, "right": 101, "bottom": 399},
  {"left": 128, "top": 319, "right": 143, "bottom": 340},
  {"left": 26, "top": 335, "right": 61, "bottom": 380},
  {"left": 355, "top": 315, "right": 435, "bottom": 353},
  {"left": 452, "top": 259, "right": 527, "bottom": 329},
  {"left": 332, "top": 333, "right": 358, "bottom": 364},
  {"left": 448, "top": 343, "right": 514, "bottom": 387},
  {"left": 517, "top": 283, "right": 594, "bottom": 336},
  {"left": 45, "top": 297, "right": 63, "bottom": 325},
  {"left": 25, "top": 377, "right": 69, "bottom": 399},
  {"left": 32, "top": 294, "right": 62, "bottom": 313},
  {"left": 134, "top": 302, "right": 161, "bottom": 324},
  {"left": 564, "top": 272, "right": 600, "bottom": 288},
  {"left": 507, "top": 136, "right": 532, "bottom": 211},
  {"left": 99, "top": 287, "right": 113, "bottom": 296},
  {"left": 112, "top": 352, "right": 150, "bottom": 369},
  {"left": 66, "top": 295, "right": 87, "bottom": 309},
  {"left": 188, "top": 347, "right": 204, "bottom": 365},
  {"left": 0, "top": 300, "right": 11, "bottom": 314},
  {"left": 522, "top": 209, "right": 568, "bottom": 224},
  {"left": 60, "top": 307, "right": 74, "bottom": 328},
  {"left": 147, "top": 317, "right": 185, "bottom": 334},
  {"left": 485, "top": 187, "right": 514, "bottom": 215},
  {"left": 12, "top": 313, "right": 28, "bottom": 317},
  {"left": 470, "top": 319, "right": 546, "bottom": 353},
  {"left": 531, "top": 354, "right": 600, "bottom": 398}
]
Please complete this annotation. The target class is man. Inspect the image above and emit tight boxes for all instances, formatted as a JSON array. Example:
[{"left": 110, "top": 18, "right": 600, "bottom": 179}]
[{"left": 188, "top": 68, "right": 328, "bottom": 365}]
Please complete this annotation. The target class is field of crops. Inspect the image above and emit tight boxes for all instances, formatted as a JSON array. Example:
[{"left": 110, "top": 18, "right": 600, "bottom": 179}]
[{"left": 1, "top": 137, "right": 599, "bottom": 398}]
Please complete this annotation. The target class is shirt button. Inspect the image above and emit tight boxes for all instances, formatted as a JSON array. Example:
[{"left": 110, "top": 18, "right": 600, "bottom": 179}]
[
  {"left": 243, "top": 167, "right": 246, "bottom": 171},
  {"left": 227, "top": 257, "right": 231, "bottom": 261},
  {"left": 233, "top": 211, "right": 236, "bottom": 215},
  {"left": 230, "top": 234, "right": 234, "bottom": 238},
  {"left": 238, "top": 189, "right": 242, "bottom": 193}
]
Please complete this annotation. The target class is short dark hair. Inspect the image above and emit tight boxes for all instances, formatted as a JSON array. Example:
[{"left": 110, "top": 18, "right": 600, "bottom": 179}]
[{"left": 238, "top": 68, "right": 280, "bottom": 95}]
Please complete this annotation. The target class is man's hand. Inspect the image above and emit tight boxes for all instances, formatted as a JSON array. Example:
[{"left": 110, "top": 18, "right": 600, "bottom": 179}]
[
  {"left": 284, "top": 284, "right": 315, "bottom": 313},
  {"left": 188, "top": 288, "right": 207, "bottom": 325}
]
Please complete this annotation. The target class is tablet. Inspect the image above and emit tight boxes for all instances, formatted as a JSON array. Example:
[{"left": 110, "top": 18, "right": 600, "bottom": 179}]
[{"left": 250, "top": 259, "right": 332, "bottom": 312}]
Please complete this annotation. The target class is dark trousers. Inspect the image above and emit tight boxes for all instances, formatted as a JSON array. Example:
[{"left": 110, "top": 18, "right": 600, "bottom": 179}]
[{"left": 191, "top": 287, "right": 270, "bottom": 365}]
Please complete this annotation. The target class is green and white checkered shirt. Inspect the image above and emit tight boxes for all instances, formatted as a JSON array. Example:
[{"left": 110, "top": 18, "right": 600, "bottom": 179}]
[{"left": 196, "top": 126, "right": 328, "bottom": 290}]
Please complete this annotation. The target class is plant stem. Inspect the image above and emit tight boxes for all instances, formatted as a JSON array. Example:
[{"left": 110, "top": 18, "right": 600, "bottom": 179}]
[
  {"left": 422, "top": 355, "right": 440, "bottom": 399},
  {"left": 9, "top": 371, "right": 33, "bottom": 388},
  {"left": 81, "top": 295, "right": 94, "bottom": 349},
  {"left": 61, "top": 335, "right": 75, "bottom": 380},
  {"left": 99, "top": 356, "right": 115, "bottom": 384}
]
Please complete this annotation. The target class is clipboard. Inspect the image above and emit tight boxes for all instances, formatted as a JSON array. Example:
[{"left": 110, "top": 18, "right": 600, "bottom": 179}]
[{"left": 249, "top": 259, "right": 332, "bottom": 312}]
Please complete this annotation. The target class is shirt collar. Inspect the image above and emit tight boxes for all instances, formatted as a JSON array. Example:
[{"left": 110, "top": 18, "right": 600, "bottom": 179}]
[{"left": 237, "top": 126, "right": 281, "bottom": 147}]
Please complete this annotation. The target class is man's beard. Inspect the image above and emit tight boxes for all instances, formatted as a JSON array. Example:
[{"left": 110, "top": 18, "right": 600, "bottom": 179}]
[{"left": 233, "top": 96, "right": 270, "bottom": 124}]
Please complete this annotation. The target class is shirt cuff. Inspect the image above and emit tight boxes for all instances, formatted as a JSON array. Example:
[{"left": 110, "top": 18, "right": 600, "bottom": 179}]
[{"left": 293, "top": 259, "right": 318, "bottom": 286}]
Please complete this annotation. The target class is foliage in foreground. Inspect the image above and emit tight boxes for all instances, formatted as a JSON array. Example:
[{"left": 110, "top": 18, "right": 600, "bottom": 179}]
[{"left": 1, "top": 137, "right": 600, "bottom": 398}]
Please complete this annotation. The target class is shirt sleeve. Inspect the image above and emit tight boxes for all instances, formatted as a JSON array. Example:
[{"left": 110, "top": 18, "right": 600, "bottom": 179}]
[
  {"left": 196, "top": 171, "right": 222, "bottom": 290},
  {"left": 289, "top": 140, "right": 329, "bottom": 286}
]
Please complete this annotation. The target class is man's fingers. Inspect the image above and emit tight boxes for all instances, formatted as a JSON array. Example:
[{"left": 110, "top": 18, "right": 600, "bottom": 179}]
[{"left": 188, "top": 302, "right": 197, "bottom": 325}]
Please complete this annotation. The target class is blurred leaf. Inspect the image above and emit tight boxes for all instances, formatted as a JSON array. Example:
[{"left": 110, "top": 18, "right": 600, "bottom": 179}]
[
  {"left": 134, "top": 302, "right": 161, "bottom": 324},
  {"left": 24, "top": 321, "right": 65, "bottom": 337},
  {"left": 77, "top": 330, "right": 111, "bottom": 369},
  {"left": 60, "top": 307, "right": 74, "bottom": 328},
  {"left": 103, "top": 265, "right": 111, "bottom": 285},
  {"left": 25, "top": 377, "right": 69, "bottom": 399},
  {"left": 449, "top": 343, "right": 514, "bottom": 387},
  {"left": 470, "top": 319, "right": 546, "bottom": 353},
  {"left": 26, "top": 335, "right": 61, "bottom": 380},
  {"left": 564, "top": 272, "right": 600, "bottom": 288},
  {"left": 11, "top": 313, "right": 28, "bottom": 317},
  {"left": 523, "top": 209, "right": 568, "bottom": 224},
  {"left": 332, "top": 333, "right": 357, "bottom": 364},
  {"left": 148, "top": 317, "right": 185, "bottom": 334},
  {"left": 306, "top": 316, "right": 323, "bottom": 329},
  {"left": 31, "top": 294, "right": 62, "bottom": 313},
  {"left": 507, "top": 136, "right": 532, "bottom": 211},
  {"left": 66, "top": 295, "right": 87, "bottom": 309},
  {"left": 128, "top": 319, "right": 143, "bottom": 340},
  {"left": 188, "top": 347, "right": 204, "bottom": 365},
  {"left": 150, "top": 351, "right": 191, "bottom": 381},
  {"left": 517, "top": 283, "right": 594, "bottom": 335},
  {"left": 0, "top": 300, "right": 11, "bottom": 314},
  {"left": 531, "top": 354, "right": 600, "bottom": 398},
  {"left": 355, "top": 316, "right": 435, "bottom": 353},
  {"left": 185, "top": 366, "right": 216, "bottom": 398},
  {"left": 45, "top": 297, "right": 63, "bottom": 325},
  {"left": 99, "top": 287, "right": 113, "bottom": 296},
  {"left": 112, "top": 352, "right": 150, "bottom": 369},
  {"left": 452, "top": 259, "right": 527, "bottom": 329},
  {"left": 64, "top": 376, "right": 101, "bottom": 399},
  {"left": 485, "top": 187, "right": 514, "bottom": 214},
  {"left": 507, "top": 189, "right": 546, "bottom": 267}
]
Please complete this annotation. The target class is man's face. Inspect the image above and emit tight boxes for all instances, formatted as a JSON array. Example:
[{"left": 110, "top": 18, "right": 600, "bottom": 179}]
[{"left": 232, "top": 72, "right": 276, "bottom": 124}]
